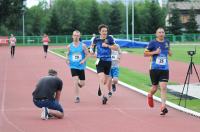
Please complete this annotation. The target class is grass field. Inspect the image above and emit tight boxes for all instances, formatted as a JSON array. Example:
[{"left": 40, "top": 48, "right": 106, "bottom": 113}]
[{"left": 50, "top": 45, "right": 200, "bottom": 113}]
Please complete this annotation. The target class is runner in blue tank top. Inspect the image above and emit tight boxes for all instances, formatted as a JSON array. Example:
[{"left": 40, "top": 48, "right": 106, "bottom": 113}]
[
  {"left": 90, "top": 24, "right": 118, "bottom": 105},
  {"left": 66, "top": 30, "right": 89, "bottom": 103},
  {"left": 144, "top": 27, "right": 172, "bottom": 115}
]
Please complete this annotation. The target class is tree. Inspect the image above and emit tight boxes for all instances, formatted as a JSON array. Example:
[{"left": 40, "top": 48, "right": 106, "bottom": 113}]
[
  {"left": 185, "top": 8, "right": 198, "bottom": 33},
  {"left": 45, "top": 8, "right": 61, "bottom": 35},
  {"left": 84, "top": 0, "right": 101, "bottom": 34},
  {"left": 0, "top": 0, "right": 24, "bottom": 35},
  {"left": 109, "top": 1, "right": 123, "bottom": 34},
  {"left": 146, "top": 1, "right": 166, "bottom": 34},
  {"left": 25, "top": 2, "right": 49, "bottom": 36},
  {"left": 168, "top": 7, "right": 183, "bottom": 35},
  {"left": 99, "top": 1, "right": 112, "bottom": 26}
]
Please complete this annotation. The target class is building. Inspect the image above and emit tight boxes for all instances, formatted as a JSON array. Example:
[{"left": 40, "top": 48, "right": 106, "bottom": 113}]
[{"left": 166, "top": 2, "right": 200, "bottom": 31}]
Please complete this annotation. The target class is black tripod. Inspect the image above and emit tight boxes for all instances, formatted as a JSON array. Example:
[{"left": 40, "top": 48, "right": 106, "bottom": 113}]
[{"left": 178, "top": 52, "right": 200, "bottom": 107}]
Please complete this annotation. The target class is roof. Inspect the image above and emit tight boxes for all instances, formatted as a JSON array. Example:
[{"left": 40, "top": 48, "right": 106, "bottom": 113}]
[{"left": 168, "top": 2, "right": 200, "bottom": 10}]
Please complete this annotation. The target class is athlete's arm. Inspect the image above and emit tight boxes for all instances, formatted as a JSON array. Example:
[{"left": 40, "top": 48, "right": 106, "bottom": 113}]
[
  {"left": 55, "top": 90, "right": 61, "bottom": 102},
  {"left": 168, "top": 50, "right": 172, "bottom": 56},
  {"left": 80, "top": 44, "right": 90, "bottom": 64},
  {"left": 144, "top": 48, "right": 160, "bottom": 57}
]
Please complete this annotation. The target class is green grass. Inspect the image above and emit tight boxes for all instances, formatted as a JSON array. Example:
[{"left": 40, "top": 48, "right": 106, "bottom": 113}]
[
  {"left": 122, "top": 45, "right": 200, "bottom": 64},
  {"left": 51, "top": 48, "right": 200, "bottom": 113}
]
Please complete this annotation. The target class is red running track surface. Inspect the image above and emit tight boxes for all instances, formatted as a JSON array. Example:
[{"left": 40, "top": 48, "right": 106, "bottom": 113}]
[{"left": 0, "top": 46, "right": 199, "bottom": 132}]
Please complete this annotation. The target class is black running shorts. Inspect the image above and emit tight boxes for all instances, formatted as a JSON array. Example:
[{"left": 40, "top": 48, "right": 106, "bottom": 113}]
[
  {"left": 150, "top": 69, "right": 169, "bottom": 85},
  {"left": 43, "top": 45, "right": 48, "bottom": 53},
  {"left": 70, "top": 69, "right": 85, "bottom": 80},
  {"left": 96, "top": 60, "right": 111, "bottom": 75}
]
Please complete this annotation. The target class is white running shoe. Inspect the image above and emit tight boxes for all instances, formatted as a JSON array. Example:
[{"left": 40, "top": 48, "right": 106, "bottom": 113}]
[{"left": 41, "top": 107, "right": 49, "bottom": 120}]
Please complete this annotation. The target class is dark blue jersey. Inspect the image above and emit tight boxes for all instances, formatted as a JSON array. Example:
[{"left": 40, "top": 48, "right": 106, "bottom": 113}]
[
  {"left": 145, "top": 39, "right": 170, "bottom": 70},
  {"left": 93, "top": 35, "right": 115, "bottom": 61}
]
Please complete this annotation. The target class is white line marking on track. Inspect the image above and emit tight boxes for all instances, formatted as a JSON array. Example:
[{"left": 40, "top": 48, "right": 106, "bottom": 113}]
[{"left": 1, "top": 59, "right": 25, "bottom": 132}]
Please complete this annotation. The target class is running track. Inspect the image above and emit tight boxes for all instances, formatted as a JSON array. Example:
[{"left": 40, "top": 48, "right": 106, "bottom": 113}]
[{"left": 0, "top": 46, "right": 199, "bottom": 132}]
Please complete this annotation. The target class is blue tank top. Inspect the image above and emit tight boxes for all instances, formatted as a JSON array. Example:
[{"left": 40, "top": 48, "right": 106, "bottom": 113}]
[
  {"left": 93, "top": 35, "right": 114, "bottom": 61},
  {"left": 68, "top": 42, "right": 86, "bottom": 70},
  {"left": 145, "top": 39, "right": 170, "bottom": 70}
]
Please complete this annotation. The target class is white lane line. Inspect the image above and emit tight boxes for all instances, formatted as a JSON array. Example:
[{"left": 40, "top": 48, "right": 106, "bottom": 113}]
[{"left": 1, "top": 59, "right": 25, "bottom": 132}]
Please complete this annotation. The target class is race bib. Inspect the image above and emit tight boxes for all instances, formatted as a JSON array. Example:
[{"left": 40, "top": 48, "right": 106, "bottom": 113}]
[
  {"left": 156, "top": 57, "right": 166, "bottom": 65},
  {"left": 111, "top": 55, "right": 118, "bottom": 60},
  {"left": 72, "top": 53, "right": 82, "bottom": 61}
]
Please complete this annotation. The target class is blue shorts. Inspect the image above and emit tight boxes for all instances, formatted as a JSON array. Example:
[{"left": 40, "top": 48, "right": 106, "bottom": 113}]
[
  {"left": 109, "top": 67, "right": 119, "bottom": 78},
  {"left": 33, "top": 99, "right": 64, "bottom": 113}
]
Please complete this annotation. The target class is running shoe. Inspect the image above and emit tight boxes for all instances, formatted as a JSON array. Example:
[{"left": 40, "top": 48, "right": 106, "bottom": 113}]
[
  {"left": 102, "top": 96, "right": 108, "bottom": 105},
  {"left": 160, "top": 107, "right": 168, "bottom": 115},
  {"left": 41, "top": 107, "right": 49, "bottom": 120},
  {"left": 147, "top": 94, "right": 154, "bottom": 108},
  {"left": 98, "top": 85, "right": 102, "bottom": 96},
  {"left": 108, "top": 92, "right": 112, "bottom": 97},
  {"left": 112, "top": 84, "right": 116, "bottom": 92},
  {"left": 74, "top": 97, "right": 80, "bottom": 103}
]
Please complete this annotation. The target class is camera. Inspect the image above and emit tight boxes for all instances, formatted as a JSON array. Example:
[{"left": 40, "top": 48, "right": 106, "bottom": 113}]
[{"left": 187, "top": 50, "right": 196, "bottom": 56}]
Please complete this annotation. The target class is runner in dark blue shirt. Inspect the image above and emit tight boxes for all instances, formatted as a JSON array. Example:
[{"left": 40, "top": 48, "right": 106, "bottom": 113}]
[
  {"left": 90, "top": 24, "right": 117, "bottom": 105},
  {"left": 144, "top": 27, "right": 172, "bottom": 115}
]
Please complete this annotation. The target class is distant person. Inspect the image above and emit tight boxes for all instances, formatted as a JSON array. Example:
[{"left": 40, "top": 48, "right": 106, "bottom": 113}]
[
  {"left": 42, "top": 34, "right": 50, "bottom": 58},
  {"left": 107, "top": 44, "right": 122, "bottom": 97},
  {"left": 91, "top": 33, "right": 96, "bottom": 42},
  {"left": 66, "top": 30, "right": 89, "bottom": 103},
  {"left": 9, "top": 34, "right": 16, "bottom": 58},
  {"left": 32, "top": 69, "right": 64, "bottom": 120},
  {"left": 144, "top": 27, "right": 172, "bottom": 115},
  {"left": 90, "top": 24, "right": 117, "bottom": 105}
]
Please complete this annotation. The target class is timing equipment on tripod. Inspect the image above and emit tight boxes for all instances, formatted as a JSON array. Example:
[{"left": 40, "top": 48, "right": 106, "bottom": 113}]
[
  {"left": 179, "top": 46, "right": 200, "bottom": 107},
  {"left": 187, "top": 46, "right": 196, "bottom": 56}
]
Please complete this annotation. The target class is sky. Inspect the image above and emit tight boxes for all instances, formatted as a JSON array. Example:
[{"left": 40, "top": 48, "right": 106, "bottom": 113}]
[
  {"left": 26, "top": 0, "right": 39, "bottom": 8},
  {"left": 26, "top": 0, "right": 163, "bottom": 8}
]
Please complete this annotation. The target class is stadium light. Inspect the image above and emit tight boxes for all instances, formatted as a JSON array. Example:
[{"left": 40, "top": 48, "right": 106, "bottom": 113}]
[
  {"left": 132, "top": 0, "right": 134, "bottom": 42},
  {"left": 22, "top": 0, "right": 26, "bottom": 45},
  {"left": 126, "top": 0, "right": 129, "bottom": 40}
]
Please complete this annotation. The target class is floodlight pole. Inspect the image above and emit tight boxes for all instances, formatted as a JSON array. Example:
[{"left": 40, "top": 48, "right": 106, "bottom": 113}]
[
  {"left": 126, "top": 0, "right": 129, "bottom": 40},
  {"left": 22, "top": 11, "right": 25, "bottom": 45},
  {"left": 22, "top": 0, "right": 26, "bottom": 45},
  {"left": 132, "top": 0, "right": 134, "bottom": 42}
]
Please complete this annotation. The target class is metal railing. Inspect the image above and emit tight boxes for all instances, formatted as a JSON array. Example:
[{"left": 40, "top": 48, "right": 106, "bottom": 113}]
[{"left": 10, "top": 34, "right": 200, "bottom": 46}]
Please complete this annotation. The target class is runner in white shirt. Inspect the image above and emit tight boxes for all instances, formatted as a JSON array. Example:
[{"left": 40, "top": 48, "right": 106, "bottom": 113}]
[
  {"left": 9, "top": 34, "right": 16, "bottom": 58},
  {"left": 107, "top": 44, "right": 121, "bottom": 97}
]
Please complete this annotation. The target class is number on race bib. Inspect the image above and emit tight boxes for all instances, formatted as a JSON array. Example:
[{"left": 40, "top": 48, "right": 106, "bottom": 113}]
[
  {"left": 72, "top": 53, "right": 82, "bottom": 61},
  {"left": 111, "top": 55, "right": 118, "bottom": 60},
  {"left": 156, "top": 57, "right": 166, "bottom": 65}
]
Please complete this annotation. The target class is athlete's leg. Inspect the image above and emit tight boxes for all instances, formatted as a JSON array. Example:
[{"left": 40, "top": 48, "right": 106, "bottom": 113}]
[
  {"left": 107, "top": 76, "right": 112, "bottom": 91},
  {"left": 72, "top": 76, "right": 80, "bottom": 98},
  {"left": 159, "top": 82, "right": 167, "bottom": 108},
  {"left": 149, "top": 85, "right": 158, "bottom": 95},
  {"left": 13, "top": 46, "right": 15, "bottom": 56},
  {"left": 11, "top": 46, "right": 13, "bottom": 56},
  {"left": 78, "top": 80, "right": 85, "bottom": 88},
  {"left": 98, "top": 72, "right": 107, "bottom": 96},
  {"left": 78, "top": 70, "right": 85, "bottom": 88}
]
